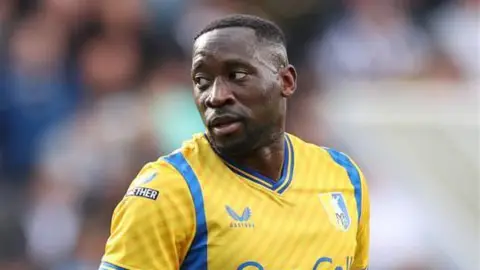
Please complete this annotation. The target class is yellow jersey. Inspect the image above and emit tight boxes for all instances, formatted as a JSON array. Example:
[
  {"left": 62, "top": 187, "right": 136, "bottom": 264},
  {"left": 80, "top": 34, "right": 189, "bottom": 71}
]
[{"left": 100, "top": 133, "right": 370, "bottom": 270}]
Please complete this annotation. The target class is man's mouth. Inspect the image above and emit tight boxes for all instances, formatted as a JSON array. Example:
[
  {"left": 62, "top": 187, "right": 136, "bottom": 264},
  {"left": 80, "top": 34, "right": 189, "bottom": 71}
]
[{"left": 209, "top": 115, "right": 243, "bottom": 136}]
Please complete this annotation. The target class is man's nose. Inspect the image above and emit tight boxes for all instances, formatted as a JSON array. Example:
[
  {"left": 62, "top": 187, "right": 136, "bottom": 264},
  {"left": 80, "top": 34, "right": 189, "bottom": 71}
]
[{"left": 206, "top": 78, "right": 235, "bottom": 108}]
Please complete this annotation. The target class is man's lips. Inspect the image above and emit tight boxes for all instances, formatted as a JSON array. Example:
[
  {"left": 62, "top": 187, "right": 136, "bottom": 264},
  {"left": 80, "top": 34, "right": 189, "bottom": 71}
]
[
  {"left": 209, "top": 115, "right": 241, "bottom": 127},
  {"left": 208, "top": 115, "right": 243, "bottom": 136}
]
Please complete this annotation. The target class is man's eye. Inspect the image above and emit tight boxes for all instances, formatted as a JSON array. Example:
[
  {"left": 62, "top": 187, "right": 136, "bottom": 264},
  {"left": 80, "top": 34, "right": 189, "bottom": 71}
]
[
  {"left": 230, "top": 71, "right": 248, "bottom": 81},
  {"left": 194, "top": 77, "right": 211, "bottom": 89}
]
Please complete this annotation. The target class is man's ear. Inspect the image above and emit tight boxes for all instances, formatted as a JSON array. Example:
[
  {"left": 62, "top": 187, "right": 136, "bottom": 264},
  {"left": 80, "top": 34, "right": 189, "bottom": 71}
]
[{"left": 280, "top": 64, "right": 297, "bottom": 98}]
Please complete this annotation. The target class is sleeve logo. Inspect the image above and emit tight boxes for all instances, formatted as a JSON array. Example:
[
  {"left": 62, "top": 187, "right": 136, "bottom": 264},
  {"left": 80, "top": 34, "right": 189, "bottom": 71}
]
[
  {"left": 98, "top": 261, "right": 126, "bottom": 270},
  {"left": 134, "top": 171, "right": 157, "bottom": 186},
  {"left": 125, "top": 187, "right": 159, "bottom": 200}
]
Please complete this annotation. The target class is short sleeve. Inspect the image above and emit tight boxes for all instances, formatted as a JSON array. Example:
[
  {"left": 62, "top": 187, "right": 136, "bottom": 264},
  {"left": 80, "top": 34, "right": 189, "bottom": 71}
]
[
  {"left": 100, "top": 161, "right": 195, "bottom": 270},
  {"left": 351, "top": 162, "right": 370, "bottom": 270},
  {"left": 324, "top": 147, "right": 370, "bottom": 270}
]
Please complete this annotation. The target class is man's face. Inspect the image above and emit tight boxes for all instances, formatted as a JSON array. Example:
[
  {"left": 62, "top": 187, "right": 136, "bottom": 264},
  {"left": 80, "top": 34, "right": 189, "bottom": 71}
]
[{"left": 191, "top": 27, "right": 288, "bottom": 156}]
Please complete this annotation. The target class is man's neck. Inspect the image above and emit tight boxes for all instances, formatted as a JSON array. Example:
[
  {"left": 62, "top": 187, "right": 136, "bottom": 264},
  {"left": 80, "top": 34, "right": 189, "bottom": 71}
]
[{"left": 231, "top": 134, "right": 285, "bottom": 182}]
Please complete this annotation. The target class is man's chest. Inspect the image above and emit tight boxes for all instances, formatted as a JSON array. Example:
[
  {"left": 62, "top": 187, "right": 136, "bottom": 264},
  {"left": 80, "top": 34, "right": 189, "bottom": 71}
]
[{"left": 200, "top": 184, "right": 359, "bottom": 269}]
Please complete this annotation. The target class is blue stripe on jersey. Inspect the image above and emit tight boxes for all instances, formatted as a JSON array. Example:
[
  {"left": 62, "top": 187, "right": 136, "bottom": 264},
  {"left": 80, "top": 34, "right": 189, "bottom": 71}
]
[
  {"left": 98, "top": 261, "right": 127, "bottom": 270},
  {"left": 325, "top": 148, "right": 362, "bottom": 222},
  {"left": 164, "top": 152, "right": 208, "bottom": 270},
  {"left": 277, "top": 135, "right": 295, "bottom": 194}
]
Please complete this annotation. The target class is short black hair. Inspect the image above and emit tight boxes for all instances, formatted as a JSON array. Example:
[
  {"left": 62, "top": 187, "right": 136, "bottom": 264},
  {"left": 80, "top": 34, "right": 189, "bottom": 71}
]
[{"left": 194, "top": 14, "right": 286, "bottom": 47}]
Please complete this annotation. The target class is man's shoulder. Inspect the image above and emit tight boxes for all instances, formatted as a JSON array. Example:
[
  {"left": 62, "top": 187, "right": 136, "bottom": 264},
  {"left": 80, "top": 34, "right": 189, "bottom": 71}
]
[
  {"left": 131, "top": 159, "right": 180, "bottom": 186},
  {"left": 165, "top": 132, "right": 211, "bottom": 160},
  {"left": 286, "top": 133, "right": 331, "bottom": 160},
  {"left": 127, "top": 133, "right": 209, "bottom": 192},
  {"left": 287, "top": 133, "right": 362, "bottom": 170},
  {"left": 122, "top": 160, "right": 181, "bottom": 202}
]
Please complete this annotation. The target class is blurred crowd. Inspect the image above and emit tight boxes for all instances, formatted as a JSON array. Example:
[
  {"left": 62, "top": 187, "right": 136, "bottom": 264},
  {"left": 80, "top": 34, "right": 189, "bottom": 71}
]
[{"left": 0, "top": 0, "right": 478, "bottom": 269}]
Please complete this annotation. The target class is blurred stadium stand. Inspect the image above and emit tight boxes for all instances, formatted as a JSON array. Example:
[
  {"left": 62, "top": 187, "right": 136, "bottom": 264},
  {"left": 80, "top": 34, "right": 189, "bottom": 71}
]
[{"left": 319, "top": 81, "right": 479, "bottom": 269}]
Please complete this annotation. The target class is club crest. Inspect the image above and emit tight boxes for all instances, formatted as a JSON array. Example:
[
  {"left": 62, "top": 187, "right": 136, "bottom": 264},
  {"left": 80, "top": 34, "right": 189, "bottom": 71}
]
[{"left": 319, "top": 192, "right": 351, "bottom": 231}]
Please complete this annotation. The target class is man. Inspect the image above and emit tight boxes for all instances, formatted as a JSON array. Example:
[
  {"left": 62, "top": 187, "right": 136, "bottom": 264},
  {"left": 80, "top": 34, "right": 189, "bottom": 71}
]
[{"left": 99, "top": 14, "right": 370, "bottom": 270}]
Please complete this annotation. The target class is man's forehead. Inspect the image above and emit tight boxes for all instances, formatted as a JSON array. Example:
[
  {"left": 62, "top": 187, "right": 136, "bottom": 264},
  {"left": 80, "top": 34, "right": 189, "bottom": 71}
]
[{"left": 193, "top": 27, "right": 258, "bottom": 61}]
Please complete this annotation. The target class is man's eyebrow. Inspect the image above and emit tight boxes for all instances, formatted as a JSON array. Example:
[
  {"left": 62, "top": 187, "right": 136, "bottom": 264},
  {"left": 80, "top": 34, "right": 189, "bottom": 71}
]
[
  {"left": 192, "top": 57, "right": 255, "bottom": 72},
  {"left": 191, "top": 58, "right": 206, "bottom": 74},
  {"left": 191, "top": 55, "right": 280, "bottom": 74},
  {"left": 255, "top": 56, "right": 280, "bottom": 74},
  {"left": 223, "top": 58, "right": 255, "bottom": 69},
  {"left": 223, "top": 57, "right": 279, "bottom": 74}
]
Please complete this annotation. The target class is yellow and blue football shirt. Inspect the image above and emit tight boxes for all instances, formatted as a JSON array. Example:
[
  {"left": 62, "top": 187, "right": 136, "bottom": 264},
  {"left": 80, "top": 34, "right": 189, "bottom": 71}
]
[{"left": 100, "top": 133, "right": 370, "bottom": 270}]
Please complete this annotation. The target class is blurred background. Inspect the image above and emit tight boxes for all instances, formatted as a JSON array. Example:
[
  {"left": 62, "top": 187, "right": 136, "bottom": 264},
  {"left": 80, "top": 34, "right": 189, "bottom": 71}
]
[{"left": 0, "top": 0, "right": 478, "bottom": 269}]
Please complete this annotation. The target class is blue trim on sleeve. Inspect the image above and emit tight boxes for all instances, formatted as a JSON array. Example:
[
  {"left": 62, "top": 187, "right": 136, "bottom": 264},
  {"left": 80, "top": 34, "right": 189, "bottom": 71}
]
[
  {"left": 99, "top": 261, "right": 127, "bottom": 270},
  {"left": 164, "top": 152, "right": 208, "bottom": 270},
  {"left": 325, "top": 148, "right": 362, "bottom": 222}
]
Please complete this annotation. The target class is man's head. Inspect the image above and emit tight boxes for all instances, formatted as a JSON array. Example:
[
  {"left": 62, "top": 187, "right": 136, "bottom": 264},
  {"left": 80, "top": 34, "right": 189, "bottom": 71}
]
[{"left": 191, "top": 14, "right": 297, "bottom": 157}]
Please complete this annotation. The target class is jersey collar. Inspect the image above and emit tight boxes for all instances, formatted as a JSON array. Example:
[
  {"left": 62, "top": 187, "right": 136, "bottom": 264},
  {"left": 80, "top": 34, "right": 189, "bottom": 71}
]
[{"left": 217, "top": 134, "right": 295, "bottom": 194}]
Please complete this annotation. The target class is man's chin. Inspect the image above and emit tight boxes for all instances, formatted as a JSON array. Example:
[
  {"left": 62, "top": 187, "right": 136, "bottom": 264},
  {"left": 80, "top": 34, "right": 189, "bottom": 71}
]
[{"left": 208, "top": 133, "right": 253, "bottom": 157}]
